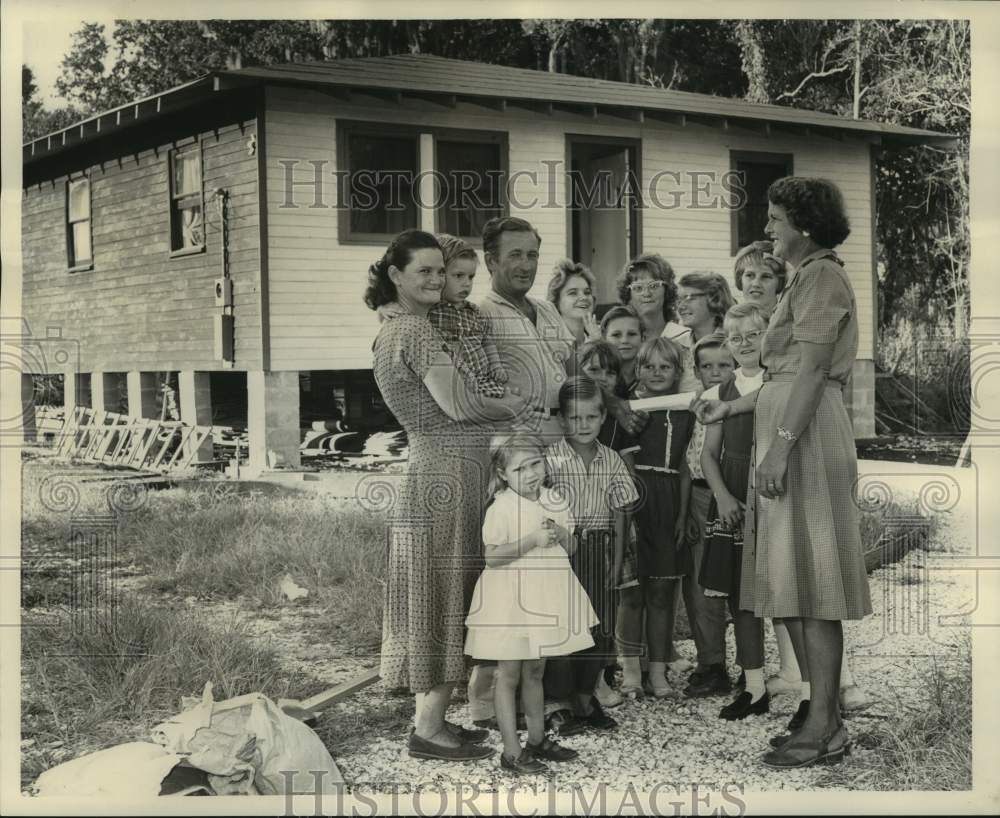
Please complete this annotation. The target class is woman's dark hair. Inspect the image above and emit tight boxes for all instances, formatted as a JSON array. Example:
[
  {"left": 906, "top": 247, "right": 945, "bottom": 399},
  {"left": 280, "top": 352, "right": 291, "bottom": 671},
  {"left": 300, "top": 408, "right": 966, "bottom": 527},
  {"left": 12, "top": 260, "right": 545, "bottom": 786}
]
[
  {"left": 364, "top": 229, "right": 442, "bottom": 310},
  {"left": 767, "top": 176, "right": 851, "bottom": 249},
  {"left": 615, "top": 253, "right": 678, "bottom": 322}
]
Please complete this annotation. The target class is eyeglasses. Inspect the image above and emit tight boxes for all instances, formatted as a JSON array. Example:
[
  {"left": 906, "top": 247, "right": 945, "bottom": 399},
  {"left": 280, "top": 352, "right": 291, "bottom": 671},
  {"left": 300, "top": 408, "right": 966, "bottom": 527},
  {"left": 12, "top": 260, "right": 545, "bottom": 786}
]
[
  {"left": 677, "top": 293, "right": 708, "bottom": 304},
  {"left": 726, "top": 330, "right": 764, "bottom": 346},
  {"left": 628, "top": 281, "right": 665, "bottom": 294}
]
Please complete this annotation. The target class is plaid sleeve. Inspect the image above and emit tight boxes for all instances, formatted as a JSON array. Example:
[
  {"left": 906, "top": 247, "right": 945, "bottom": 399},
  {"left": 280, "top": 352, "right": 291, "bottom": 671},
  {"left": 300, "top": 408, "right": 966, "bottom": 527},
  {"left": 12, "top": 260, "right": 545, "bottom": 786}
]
[{"left": 791, "top": 260, "right": 853, "bottom": 345}]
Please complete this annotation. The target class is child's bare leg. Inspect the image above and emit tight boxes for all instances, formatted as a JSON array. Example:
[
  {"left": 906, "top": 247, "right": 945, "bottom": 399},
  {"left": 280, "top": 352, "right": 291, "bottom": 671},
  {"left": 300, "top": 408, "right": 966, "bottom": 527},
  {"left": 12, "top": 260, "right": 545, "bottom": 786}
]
[
  {"left": 495, "top": 660, "right": 523, "bottom": 759},
  {"left": 617, "top": 586, "right": 644, "bottom": 689},
  {"left": 520, "top": 659, "right": 546, "bottom": 746}
]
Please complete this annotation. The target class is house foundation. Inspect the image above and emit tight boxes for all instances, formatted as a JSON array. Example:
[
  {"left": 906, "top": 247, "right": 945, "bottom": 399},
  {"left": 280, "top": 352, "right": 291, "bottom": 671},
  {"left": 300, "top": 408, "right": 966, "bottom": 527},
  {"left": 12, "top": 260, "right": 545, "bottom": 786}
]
[
  {"left": 247, "top": 370, "right": 301, "bottom": 474},
  {"left": 179, "top": 370, "right": 214, "bottom": 463},
  {"left": 126, "top": 371, "right": 159, "bottom": 419}
]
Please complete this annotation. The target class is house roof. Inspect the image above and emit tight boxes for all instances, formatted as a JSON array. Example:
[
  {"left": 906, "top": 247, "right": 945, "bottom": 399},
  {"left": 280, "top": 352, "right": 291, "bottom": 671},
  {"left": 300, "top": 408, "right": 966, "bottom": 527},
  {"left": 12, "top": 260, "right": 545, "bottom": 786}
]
[{"left": 23, "top": 53, "right": 958, "bottom": 164}]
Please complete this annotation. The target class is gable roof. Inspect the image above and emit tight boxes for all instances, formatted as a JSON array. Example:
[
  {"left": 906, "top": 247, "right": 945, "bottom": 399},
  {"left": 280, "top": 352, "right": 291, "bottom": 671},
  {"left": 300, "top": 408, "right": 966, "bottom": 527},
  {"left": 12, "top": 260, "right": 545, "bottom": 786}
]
[{"left": 24, "top": 53, "right": 958, "bottom": 164}]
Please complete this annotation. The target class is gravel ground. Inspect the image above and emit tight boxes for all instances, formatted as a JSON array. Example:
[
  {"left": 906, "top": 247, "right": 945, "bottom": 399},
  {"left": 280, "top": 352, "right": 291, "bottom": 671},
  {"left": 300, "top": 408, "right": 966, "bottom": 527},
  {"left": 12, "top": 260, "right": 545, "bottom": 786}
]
[
  {"left": 329, "top": 555, "right": 972, "bottom": 794},
  {"left": 22, "top": 455, "right": 974, "bottom": 795}
]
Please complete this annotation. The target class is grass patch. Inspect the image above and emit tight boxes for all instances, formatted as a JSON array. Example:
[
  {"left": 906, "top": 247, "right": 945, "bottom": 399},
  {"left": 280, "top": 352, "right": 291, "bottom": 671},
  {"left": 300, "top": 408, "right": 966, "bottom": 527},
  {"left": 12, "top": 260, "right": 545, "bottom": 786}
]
[
  {"left": 816, "top": 635, "right": 972, "bottom": 790},
  {"left": 859, "top": 495, "right": 945, "bottom": 573},
  {"left": 21, "top": 592, "right": 301, "bottom": 791},
  {"left": 116, "top": 487, "right": 387, "bottom": 648}
]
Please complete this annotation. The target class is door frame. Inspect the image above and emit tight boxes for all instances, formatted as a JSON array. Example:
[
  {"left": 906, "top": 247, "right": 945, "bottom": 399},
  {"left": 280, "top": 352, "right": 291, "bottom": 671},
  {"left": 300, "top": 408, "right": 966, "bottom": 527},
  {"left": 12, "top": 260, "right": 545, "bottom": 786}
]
[{"left": 564, "top": 133, "right": 643, "bottom": 303}]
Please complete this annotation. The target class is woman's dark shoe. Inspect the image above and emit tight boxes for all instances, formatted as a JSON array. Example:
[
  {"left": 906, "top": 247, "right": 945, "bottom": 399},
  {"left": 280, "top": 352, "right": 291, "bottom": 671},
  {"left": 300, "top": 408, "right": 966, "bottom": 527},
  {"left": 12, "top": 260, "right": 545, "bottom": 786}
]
[
  {"left": 500, "top": 748, "right": 549, "bottom": 775},
  {"left": 472, "top": 714, "right": 527, "bottom": 731},
  {"left": 408, "top": 730, "right": 495, "bottom": 761},
  {"left": 444, "top": 720, "right": 490, "bottom": 743},
  {"left": 581, "top": 698, "right": 618, "bottom": 730},
  {"left": 544, "top": 709, "right": 586, "bottom": 737},
  {"left": 684, "top": 664, "right": 732, "bottom": 698},
  {"left": 719, "top": 691, "right": 770, "bottom": 721},
  {"left": 761, "top": 725, "right": 851, "bottom": 769},
  {"left": 787, "top": 699, "right": 810, "bottom": 731},
  {"left": 526, "top": 736, "right": 579, "bottom": 762}
]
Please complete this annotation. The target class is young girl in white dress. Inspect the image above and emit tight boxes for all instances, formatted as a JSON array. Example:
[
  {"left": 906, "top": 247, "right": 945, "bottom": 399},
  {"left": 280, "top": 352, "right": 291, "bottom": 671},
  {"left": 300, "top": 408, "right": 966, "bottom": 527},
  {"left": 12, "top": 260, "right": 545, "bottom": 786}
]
[{"left": 465, "top": 432, "right": 597, "bottom": 775}]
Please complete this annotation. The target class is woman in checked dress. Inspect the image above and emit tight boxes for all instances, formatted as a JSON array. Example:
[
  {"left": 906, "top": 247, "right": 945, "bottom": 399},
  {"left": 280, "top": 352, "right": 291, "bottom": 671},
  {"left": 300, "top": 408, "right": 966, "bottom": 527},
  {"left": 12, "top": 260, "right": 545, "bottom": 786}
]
[{"left": 694, "top": 177, "right": 872, "bottom": 768}]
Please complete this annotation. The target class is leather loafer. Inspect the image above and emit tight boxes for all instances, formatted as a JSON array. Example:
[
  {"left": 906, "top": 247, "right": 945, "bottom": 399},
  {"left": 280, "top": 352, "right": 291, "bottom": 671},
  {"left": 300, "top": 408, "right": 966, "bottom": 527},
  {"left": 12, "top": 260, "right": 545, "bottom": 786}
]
[
  {"left": 581, "top": 698, "right": 618, "bottom": 731},
  {"left": 544, "top": 709, "right": 586, "bottom": 737},
  {"left": 445, "top": 720, "right": 489, "bottom": 743},
  {"left": 527, "top": 736, "right": 579, "bottom": 762},
  {"left": 408, "top": 730, "right": 495, "bottom": 761},
  {"left": 473, "top": 714, "right": 527, "bottom": 731},
  {"left": 500, "top": 748, "right": 548, "bottom": 775},
  {"left": 684, "top": 664, "right": 732, "bottom": 698},
  {"left": 719, "top": 691, "right": 770, "bottom": 721}
]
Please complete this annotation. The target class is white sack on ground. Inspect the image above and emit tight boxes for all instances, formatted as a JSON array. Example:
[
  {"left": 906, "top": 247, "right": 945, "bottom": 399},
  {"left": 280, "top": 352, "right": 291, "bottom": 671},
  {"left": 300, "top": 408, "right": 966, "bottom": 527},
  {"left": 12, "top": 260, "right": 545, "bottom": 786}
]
[
  {"left": 34, "top": 742, "right": 184, "bottom": 798},
  {"left": 151, "top": 682, "right": 343, "bottom": 794}
]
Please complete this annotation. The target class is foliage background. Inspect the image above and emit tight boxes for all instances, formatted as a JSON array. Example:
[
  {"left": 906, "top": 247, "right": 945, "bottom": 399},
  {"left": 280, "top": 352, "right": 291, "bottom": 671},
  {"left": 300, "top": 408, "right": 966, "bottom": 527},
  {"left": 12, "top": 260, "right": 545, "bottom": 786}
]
[{"left": 22, "top": 18, "right": 971, "bottom": 435}]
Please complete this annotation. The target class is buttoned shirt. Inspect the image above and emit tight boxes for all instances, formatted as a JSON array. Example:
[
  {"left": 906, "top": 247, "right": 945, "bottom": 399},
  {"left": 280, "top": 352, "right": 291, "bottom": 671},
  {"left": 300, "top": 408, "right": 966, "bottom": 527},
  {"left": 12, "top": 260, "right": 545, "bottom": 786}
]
[
  {"left": 545, "top": 438, "right": 638, "bottom": 529},
  {"left": 760, "top": 249, "right": 858, "bottom": 385},
  {"left": 479, "top": 291, "right": 575, "bottom": 412}
]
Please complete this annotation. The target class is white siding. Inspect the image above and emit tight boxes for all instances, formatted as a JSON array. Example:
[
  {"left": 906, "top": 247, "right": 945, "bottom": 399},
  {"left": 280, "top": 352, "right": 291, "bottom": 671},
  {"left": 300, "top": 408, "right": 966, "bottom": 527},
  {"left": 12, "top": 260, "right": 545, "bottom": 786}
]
[{"left": 264, "top": 86, "right": 875, "bottom": 371}]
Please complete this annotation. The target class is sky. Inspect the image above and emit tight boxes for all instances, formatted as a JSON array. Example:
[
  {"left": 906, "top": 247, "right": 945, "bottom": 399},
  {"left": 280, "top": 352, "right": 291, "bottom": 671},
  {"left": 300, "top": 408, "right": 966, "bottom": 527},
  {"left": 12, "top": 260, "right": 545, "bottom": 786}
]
[{"left": 23, "top": 17, "right": 116, "bottom": 106}]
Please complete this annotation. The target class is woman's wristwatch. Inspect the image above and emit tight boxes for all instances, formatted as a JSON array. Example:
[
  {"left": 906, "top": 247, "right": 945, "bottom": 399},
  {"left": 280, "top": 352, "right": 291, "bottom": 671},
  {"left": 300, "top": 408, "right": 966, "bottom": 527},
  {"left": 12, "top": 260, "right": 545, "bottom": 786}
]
[{"left": 776, "top": 426, "right": 799, "bottom": 442}]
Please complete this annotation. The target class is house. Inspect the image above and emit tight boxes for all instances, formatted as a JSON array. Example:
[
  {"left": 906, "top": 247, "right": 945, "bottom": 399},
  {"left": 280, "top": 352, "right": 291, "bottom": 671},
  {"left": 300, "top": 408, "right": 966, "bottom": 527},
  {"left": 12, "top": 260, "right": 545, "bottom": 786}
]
[{"left": 20, "top": 54, "right": 956, "bottom": 472}]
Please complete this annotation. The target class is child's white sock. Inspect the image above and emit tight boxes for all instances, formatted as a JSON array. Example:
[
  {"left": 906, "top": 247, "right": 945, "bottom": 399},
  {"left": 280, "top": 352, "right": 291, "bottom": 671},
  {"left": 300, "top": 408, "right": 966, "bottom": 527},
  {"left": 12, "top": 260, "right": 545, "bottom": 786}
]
[
  {"left": 744, "top": 668, "right": 765, "bottom": 702},
  {"left": 648, "top": 661, "right": 668, "bottom": 690},
  {"left": 621, "top": 655, "right": 642, "bottom": 688},
  {"left": 798, "top": 682, "right": 811, "bottom": 703}
]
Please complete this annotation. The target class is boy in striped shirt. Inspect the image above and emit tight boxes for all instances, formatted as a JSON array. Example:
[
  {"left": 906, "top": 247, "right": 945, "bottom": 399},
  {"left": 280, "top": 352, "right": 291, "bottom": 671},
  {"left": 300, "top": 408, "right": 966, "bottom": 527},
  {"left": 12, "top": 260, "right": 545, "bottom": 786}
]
[{"left": 542, "top": 376, "right": 638, "bottom": 733}]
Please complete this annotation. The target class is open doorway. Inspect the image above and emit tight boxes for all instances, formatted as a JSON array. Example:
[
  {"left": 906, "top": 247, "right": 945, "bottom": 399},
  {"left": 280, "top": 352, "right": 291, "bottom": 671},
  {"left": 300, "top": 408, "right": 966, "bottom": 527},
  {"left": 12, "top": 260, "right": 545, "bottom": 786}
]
[{"left": 567, "top": 136, "right": 641, "bottom": 311}]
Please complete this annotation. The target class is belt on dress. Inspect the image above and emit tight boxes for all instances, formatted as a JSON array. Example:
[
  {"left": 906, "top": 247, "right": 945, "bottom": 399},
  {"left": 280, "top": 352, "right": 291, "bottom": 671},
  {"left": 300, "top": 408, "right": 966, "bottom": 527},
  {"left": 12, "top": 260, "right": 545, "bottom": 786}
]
[
  {"left": 762, "top": 371, "right": 844, "bottom": 390},
  {"left": 691, "top": 477, "right": 710, "bottom": 489}
]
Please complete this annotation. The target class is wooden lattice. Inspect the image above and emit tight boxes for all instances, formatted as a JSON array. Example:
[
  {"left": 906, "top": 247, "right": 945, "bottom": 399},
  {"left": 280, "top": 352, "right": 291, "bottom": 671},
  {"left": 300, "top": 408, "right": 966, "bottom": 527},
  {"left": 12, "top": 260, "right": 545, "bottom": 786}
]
[{"left": 57, "top": 408, "right": 213, "bottom": 473}]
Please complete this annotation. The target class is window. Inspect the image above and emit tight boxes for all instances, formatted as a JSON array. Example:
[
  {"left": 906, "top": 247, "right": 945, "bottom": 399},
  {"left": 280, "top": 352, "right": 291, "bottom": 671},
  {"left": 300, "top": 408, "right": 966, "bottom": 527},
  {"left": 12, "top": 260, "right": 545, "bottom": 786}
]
[
  {"left": 337, "top": 122, "right": 508, "bottom": 244},
  {"left": 342, "top": 129, "right": 419, "bottom": 240},
  {"left": 730, "top": 151, "right": 793, "bottom": 254},
  {"left": 436, "top": 138, "right": 504, "bottom": 239},
  {"left": 169, "top": 145, "right": 204, "bottom": 253},
  {"left": 66, "top": 177, "right": 92, "bottom": 269}
]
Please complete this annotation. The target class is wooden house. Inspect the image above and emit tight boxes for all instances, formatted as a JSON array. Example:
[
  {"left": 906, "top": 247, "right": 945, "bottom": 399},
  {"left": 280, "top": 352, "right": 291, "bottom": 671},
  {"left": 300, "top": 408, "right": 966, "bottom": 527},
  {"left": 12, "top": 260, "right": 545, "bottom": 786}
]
[{"left": 20, "top": 54, "right": 956, "bottom": 472}]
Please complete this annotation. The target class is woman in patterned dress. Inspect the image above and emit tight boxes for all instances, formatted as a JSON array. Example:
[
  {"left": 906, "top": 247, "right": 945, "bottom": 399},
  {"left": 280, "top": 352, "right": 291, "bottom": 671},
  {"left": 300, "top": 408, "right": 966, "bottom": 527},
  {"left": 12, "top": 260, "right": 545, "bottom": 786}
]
[
  {"left": 694, "top": 177, "right": 872, "bottom": 768},
  {"left": 365, "top": 229, "right": 530, "bottom": 761}
]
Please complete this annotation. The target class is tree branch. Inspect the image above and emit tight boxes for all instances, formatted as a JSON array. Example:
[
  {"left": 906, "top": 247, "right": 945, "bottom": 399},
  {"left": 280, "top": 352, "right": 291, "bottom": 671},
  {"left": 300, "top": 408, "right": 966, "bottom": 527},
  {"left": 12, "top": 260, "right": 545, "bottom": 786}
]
[{"left": 777, "top": 62, "right": 851, "bottom": 101}]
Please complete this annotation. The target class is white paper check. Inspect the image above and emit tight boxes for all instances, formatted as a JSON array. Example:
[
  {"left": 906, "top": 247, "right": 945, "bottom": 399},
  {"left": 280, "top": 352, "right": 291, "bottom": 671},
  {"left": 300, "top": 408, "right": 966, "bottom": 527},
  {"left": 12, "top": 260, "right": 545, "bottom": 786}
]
[{"left": 627, "top": 392, "right": 699, "bottom": 412}]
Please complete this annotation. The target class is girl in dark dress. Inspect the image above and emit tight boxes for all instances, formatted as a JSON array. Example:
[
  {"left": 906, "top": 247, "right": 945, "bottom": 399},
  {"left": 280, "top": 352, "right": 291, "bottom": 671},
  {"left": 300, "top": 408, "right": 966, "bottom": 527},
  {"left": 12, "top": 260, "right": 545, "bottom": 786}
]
[{"left": 619, "top": 337, "right": 693, "bottom": 698}]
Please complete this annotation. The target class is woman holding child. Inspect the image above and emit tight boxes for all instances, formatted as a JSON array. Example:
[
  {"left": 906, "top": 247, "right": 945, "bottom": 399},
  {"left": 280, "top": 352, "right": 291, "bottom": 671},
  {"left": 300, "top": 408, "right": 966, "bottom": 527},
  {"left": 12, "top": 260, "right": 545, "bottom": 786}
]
[
  {"left": 696, "top": 177, "right": 873, "bottom": 768},
  {"left": 365, "top": 229, "right": 530, "bottom": 762}
]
